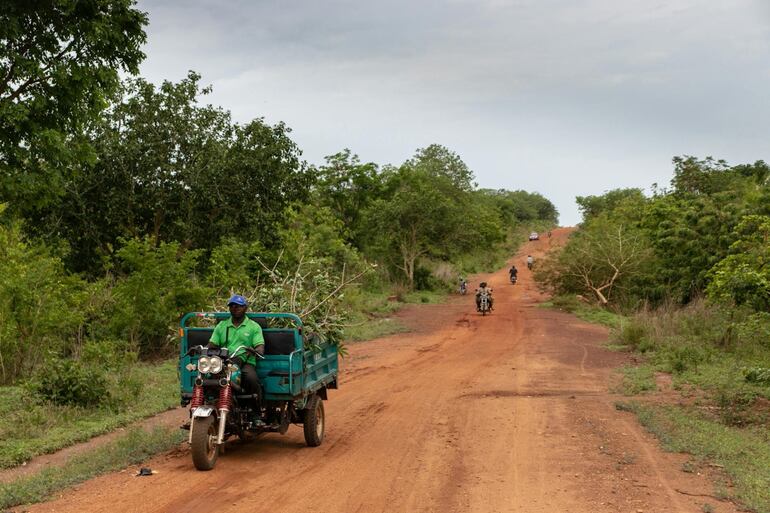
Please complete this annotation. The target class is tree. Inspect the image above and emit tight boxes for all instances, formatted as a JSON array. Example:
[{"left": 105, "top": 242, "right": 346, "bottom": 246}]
[
  {"left": 0, "top": 205, "right": 86, "bottom": 383},
  {"left": 576, "top": 188, "right": 646, "bottom": 223},
  {"left": 404, "top": 144, "right": 476, "bottom": 192},
  {"left": 109, "top": 237, "right": 210, "bottom": 356},
  {"left": 537, "top": 215, "right": 651, "bottom": 306},
  {"left": 707, "top": 215, "right": 770, "bottom": 311},
  {"left": 480, "top": 189, "right": 559, "bottom": 225},
  {"left": 0, "top": 0, "right": 147, "bottom": 209},
  {"left": 364, "top": 169, "right": 464, "bottom": 287},
  {"left": 31, "top": 73, "right": 312, "bottom": 273},
  {"left": 643, "top": 158, "right": 758, "bottom": 303},
  {"left": 670, "top": 156, "right": 732, "bottom": 196},
  {"left": 313, "top": 149, "right": 382, "bottom": 246}
]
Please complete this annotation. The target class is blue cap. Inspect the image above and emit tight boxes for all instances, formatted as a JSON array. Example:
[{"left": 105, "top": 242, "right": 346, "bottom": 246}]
[{"left": 227, "top": 294, "right": 248, "bottom": 307}]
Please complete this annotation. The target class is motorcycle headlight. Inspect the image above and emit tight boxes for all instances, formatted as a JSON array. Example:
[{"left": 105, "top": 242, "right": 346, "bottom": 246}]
[
  {"left": 198, "top": 356, "right": 211, "bottom": 373},
  {"left": 208, "top": 356, "right": 223, "bottom": 374}
]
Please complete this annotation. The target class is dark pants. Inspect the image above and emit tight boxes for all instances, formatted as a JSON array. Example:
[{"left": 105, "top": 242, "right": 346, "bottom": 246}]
[
  {"left": 476, "top": 296, "right": 493, "bottom": 310},
  {"left": 240, "top": 363, "right": 261, "bottom": 403}
]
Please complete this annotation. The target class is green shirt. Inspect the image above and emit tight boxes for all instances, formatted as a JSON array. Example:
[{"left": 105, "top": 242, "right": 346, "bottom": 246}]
[{"left": 209, "top": 317, "right": 264, "bottom": 366}]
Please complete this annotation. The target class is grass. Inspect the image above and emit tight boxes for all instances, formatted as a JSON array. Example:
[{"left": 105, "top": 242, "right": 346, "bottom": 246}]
[
  {"left": 540, "top": 294, "right": 623, "bottom": 328},
  {"left": 607, "top": 301, "right": 770, "bottom": 512},
  {"left": 616, "top": 364, "right": 657, "bottom": 395},
  {"left": 344, "top": 316, "right": 410, "bottom": 341},
  {"left": 550, "top": 296, "right": 770, "bottom": 511},
  {"left": 0, "top": 426, "right": 184, "bottom": 510},
  {"left": 340, "top": 287, "right": 410, "bottom": 342},
  {"left": 0, "top": 360, "right": 179, "bottom": 469},
  {"left": 612, "top": 301, "right": 770, "bottom": 403},
  {"left": 618, "top": 401, "right": 770, "bottom": 513}
]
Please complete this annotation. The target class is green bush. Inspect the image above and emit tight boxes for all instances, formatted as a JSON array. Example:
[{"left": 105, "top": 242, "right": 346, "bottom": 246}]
[
  {"left": 413, "top": 266, "right": 448, "bottom": 291},
  {"left": 735, "top": 312, "right": 770, "bottom": 349},
  {"left": 109, "top": 237, "right": 211, "bottom": 357},
  {"left": 743, "top": 367, "right": 770, "bottom": 385},
  {"left": 31, "top": 359, "right": 109, "bottom": 407},
  {"left": 616, "top": 319, "right": 650, "bottom": 350},
  {"left": 714, "top": 385, "right": 758, "bottom": 426},
  {"left": 0, "top": 212, "right": 87, "bottom": 384},
  {"left": 663, "top": 344, "right": 710, "bottom": 374}
]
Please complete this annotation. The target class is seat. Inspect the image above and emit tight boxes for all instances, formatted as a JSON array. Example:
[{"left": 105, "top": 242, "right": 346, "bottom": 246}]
[
  {"left": 186, "top": 329, "right": 213, "bottom": 350},
  {"left": 263, "top": 330, "right": 297, "bottom": 355}
]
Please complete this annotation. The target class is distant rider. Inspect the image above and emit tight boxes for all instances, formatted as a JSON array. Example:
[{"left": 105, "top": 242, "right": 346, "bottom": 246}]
[
  {"left": 475, "top": 281, "right": 494, "bottom": 311},
  {"left": 459, "top": 276, "right": 467, "bottom": 294},
  {"left": 526, "top": 255, "right": 534, "bottom": 270},
  {"left": 509, "top": 265, "right": 518, "bottom": 281}
]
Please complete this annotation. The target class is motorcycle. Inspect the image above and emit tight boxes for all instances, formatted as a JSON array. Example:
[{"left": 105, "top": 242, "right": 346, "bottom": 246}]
[
  {"left": 478, "top": 291, "right": 491, "bottom": 316},
  {"left": 459, "top": 280, "right": 468, "bottom": 295},
  {"left": 184, "top": 345, "right": 281, "bottom": 470},
  {"left": 510, "top": 274, "right": 517, "bottom": 284}
]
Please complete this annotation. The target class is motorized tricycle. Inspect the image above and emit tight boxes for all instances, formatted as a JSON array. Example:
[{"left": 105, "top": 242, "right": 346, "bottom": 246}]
[{"left": 179, "top": 312, "right": 338, "bottom": 470}]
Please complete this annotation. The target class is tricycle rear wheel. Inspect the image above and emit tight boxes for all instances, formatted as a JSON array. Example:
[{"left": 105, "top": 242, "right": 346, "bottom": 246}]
[
  {"left": 303, "top": 394, "right": 325, "bottom": 447},
  {"left": 191, "top": 415, "right": 219, "bottom": 470}
]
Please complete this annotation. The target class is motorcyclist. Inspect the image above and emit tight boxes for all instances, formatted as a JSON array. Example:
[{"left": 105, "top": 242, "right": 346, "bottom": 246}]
[
  {"left": 526, "top": 255, "right": 534, "bottom": 270},
  {"left": 459, "top": 276, "right": 467, "bottom": 294},
  {"left": 509, "top": 265, "right": 518, "bottom": 281},
  {"left": 475, "top": 281, "right": 493, "bottom": 311},
  {"left": 208, "top": 295, "right": 264, "bottom": 404}
]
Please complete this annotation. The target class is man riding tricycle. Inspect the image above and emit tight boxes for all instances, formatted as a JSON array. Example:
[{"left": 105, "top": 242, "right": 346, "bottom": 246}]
[{"left": 179, "top": 296, "right": 339, "bottom": 470}]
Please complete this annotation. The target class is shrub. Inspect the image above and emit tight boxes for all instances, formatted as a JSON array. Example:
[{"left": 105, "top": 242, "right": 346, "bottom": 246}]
[
  {"left": 616, "top": 319, "right": 650, "bottom": 350},
  {"left": 31, "top": 359, "right": 109, "bottom": 407},
  {"left": 714, "top": 385, "right": 758, "bottom": 426},
  {"left": 735, "top": 312, "right": 770, "bottom": 349},
  {"left": 413, "top": 266, "right": 450, "bottom": 291},
  {"left": 743, "top": 367, "right": 770, "bottom": 385},
  {"left": 0, "top": 212, "right": 87, "bottom": 384},
  {"left": 663, "top": 345, "right": 710, "bottom": 374},
  {"left": 109, "top": 238, "right": 211, "bottom": 357}
]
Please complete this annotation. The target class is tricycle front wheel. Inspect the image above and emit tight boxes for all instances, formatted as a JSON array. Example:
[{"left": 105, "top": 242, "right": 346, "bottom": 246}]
[
  {"left": 191, "top": 415, "right": 219, "bottom": 470},
  {"left": 303, "top": 394, "right": 325, "bottom": 447}
]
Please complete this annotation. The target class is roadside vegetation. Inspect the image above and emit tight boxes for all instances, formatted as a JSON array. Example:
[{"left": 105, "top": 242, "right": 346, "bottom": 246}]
[
  {"left": 536, "top": 157, "right": 770, "bottom": 511},
  {"left": 0, "top": 427, "right": 184, "bottom": 511},
  {"left": 0, "top": 0, "right": 558, "bottom": 497}
]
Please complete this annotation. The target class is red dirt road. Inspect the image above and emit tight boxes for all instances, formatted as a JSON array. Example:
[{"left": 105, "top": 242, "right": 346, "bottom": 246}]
[{"left": 25, "top": 228, "right": 740, "bottom": 513}]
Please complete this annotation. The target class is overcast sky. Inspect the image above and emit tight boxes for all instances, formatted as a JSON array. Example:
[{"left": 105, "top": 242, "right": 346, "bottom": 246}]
[{"left": 136, "top": 0, "right": 770, "bottom": 225}]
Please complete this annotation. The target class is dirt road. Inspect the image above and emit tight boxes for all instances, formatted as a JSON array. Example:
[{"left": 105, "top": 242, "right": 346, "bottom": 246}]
[{"left": 26, "top": 228, "right": 739, "bottom": 513}]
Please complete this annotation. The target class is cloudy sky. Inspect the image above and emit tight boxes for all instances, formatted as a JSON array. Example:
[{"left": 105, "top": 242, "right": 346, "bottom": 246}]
[{"left": 136, "top": 0, "right": 770, "bottom": 225}]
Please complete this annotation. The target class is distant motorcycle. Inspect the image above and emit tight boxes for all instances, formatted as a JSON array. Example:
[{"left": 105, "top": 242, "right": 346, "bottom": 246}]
[
  {"left": 478, "top": 291, "right": 491, "bottom": 316},
  {"left": 509, "top": 274, "right": 517, "bottom": 284},
  {"left": 459, "top": 280, "right": 468, "bottom": 295}
]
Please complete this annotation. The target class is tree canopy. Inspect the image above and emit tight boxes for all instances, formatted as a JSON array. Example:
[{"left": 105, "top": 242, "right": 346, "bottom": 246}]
[
  {"left": 539, "top": 156, "right": 770, "bottom": 311},
  {"left": 0, "top": 0, "right": 147, "bottom": 209}
]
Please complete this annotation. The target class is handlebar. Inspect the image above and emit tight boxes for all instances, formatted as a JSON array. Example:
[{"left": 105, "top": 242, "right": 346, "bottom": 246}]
[
  {"left": 231, "top": 345, "right": 265, "bottom": 360},
  {"left": 184, "top": 344, "right": 264, "bottom": 360}
]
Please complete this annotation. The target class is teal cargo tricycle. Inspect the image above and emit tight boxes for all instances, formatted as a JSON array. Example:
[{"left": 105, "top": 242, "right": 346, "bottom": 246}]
[{"left": 179, "top": 312, "right": 339, "bottom": 470}]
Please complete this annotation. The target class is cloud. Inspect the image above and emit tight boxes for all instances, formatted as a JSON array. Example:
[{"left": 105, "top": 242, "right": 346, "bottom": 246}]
[{"left": 137, "top": 0, "right": 770, "bottom": 224}]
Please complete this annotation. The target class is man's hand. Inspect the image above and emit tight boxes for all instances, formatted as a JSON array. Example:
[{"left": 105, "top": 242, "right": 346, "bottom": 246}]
[
  {"left": 232, "top": 356, "right": 244, "bottom": 368},
  {"left": 245, "top": 345, "right": 265, "bottom": 358}
]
